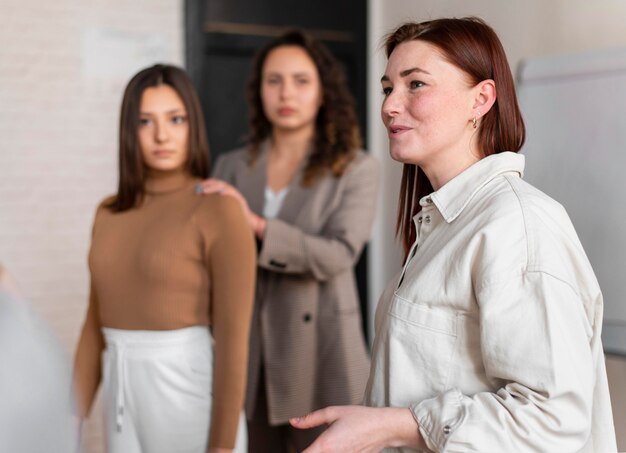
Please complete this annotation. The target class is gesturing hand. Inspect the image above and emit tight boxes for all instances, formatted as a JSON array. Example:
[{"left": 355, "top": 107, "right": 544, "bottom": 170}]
[{"left": 290, "top": 405, "right": 425, "bottom": 453}]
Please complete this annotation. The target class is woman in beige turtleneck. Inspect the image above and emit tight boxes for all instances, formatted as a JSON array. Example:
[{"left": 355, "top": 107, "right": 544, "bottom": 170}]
[{"left": 73, "top": 64, "right": 256, "bottom": 453}]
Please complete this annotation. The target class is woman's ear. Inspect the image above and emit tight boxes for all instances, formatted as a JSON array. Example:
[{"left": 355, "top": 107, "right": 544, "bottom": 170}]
[{"left": 472, "top": 79, "right": 496, "bottom": 118}]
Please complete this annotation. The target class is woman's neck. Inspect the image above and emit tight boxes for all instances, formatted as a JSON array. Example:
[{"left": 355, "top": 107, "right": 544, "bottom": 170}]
[
  {"left": 270, "top": 125, "right": 314, "bottom": 163},
  {"left": 421, "top": 147, "right": 483, "bottom": 191},
  {"left": 144, "top": 167, "right": 191, "bottom": 194}
]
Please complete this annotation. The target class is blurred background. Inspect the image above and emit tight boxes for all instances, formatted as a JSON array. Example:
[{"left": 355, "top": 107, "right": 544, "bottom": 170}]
[{"left": 1, "top": 1, "right": 624, "bottom": 451}]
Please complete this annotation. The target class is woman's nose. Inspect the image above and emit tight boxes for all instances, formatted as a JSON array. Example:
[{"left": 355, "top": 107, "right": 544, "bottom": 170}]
[
  {"left": 279, "top": 80, "right": 293, "bottom": 99},
  {"left": 155, "top": 119, "right": 169, "bottom": 143},
  {"left": 382, "top": 92, "right": 402, "bottom": 118}
]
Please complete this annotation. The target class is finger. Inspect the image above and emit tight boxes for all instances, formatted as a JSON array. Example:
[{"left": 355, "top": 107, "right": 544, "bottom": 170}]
[
  {"left": 195, "top": 178, "right": 224, "bottom": 191},
  {"left": 290, "top": 407, "right": 335, "bottom": 429},
  {"left": 196, "top": 183, "right": 227, "bottom": 194}
]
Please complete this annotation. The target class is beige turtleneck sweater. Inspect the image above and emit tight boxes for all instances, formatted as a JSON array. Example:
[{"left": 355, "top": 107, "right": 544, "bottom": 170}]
[{"left": 73, "top": 169, "right": 256, "bottom": 449}]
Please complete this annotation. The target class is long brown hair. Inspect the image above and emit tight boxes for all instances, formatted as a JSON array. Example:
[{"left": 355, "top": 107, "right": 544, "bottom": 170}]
[
  {"left": 384, "top": 17, "right": 526, "bottom": 256},
  {"left": 107, "top": 64, "right": 209, "bottom": 212},
  {"left": 246, "top": 29, "right": 361, "bottom": 186}
]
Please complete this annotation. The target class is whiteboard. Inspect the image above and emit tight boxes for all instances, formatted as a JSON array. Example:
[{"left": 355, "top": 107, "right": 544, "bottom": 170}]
[{"left": 518, "top": 48, "right": 626, "bottom": 356}]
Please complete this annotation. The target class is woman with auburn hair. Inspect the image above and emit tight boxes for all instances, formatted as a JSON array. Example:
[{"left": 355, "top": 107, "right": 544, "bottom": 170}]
[
  {"left": 197, "top": 29, "right": 379, "bottom": 451},
  {"left": 73, "top": 64, "right": 256, "bottom": 453},
  {"left": 291, "top": 17, "right": 616, "bottom": 452}
]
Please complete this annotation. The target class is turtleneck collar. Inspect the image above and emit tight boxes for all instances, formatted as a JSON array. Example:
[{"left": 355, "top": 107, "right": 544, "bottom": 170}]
[{"left": 144, "top": 168, "right": 193, "bottom": 195}]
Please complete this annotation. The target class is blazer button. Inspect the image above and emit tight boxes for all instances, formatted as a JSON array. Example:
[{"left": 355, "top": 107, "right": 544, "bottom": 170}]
[
  {"left": 303, "top": 313, "right": 312, "bottom": 322},
  {"left": 443, "top": 425, "right": 451, "bottom": 435}
]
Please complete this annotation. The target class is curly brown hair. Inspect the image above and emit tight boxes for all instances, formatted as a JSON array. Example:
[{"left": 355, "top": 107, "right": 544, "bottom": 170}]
[{"left": 246, "top": 29, "right": 362, "bottom": 186}]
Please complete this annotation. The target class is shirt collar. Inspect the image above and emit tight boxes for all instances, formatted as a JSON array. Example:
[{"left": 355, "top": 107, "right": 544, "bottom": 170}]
[{"left": 425, "top": 152, "right": 525, "bottom": 223}]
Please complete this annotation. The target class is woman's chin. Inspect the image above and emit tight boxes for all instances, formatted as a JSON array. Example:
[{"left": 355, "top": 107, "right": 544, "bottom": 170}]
[{"left": 389, "top": 148, "right": 415, "bottom": 165}]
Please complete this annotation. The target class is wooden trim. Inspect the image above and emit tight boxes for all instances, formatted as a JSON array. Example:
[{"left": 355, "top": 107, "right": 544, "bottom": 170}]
[{"left": 203, "top": 21, "right": 354, "bottom": 42}]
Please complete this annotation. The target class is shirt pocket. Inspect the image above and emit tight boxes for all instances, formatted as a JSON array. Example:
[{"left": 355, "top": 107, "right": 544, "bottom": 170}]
[{"left": 387, "top": 292, "right": 458, "bottom": 397}]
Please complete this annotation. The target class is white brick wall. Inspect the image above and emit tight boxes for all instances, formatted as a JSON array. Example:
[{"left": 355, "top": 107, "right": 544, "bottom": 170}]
[{"left": 0, "top": 1, "right": 184, "bottom": 451}]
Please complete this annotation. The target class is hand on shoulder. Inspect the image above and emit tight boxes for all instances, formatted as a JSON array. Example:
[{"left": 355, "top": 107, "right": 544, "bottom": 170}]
[{"left": 196, "top": 178, "right": 266, "bottom": 238}]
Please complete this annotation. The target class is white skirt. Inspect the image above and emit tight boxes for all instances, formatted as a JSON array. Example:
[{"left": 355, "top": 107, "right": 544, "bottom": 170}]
[{"left": 101, "top": 326, "right": 246, "bottom": 453}]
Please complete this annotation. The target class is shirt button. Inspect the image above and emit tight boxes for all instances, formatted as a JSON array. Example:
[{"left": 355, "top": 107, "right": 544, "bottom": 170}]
[
  {"left": 417, "top": 217, "right": 423, "bottom": 224},
  {"left": 443, "top": 425, "right": 451, "bottom": 435},
  {"left": 424, "top": 215, "right": 431, "bottom": 224},
  {"left": 303, "top": 313, "right": 312, "bottom": 322},
  {"left": 425, "top": 196, "right": 432, "bottom": 203}
]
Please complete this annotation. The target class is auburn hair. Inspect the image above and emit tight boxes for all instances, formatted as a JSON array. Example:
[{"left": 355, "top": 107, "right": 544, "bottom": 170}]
[{"left": 384, "top": 17, "right": 526, "bottom": 256}]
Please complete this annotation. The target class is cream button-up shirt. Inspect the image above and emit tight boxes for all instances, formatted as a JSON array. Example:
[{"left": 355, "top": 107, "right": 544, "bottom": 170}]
[{"left": 365, "top": 152, "right": 616, "bottom": 452}]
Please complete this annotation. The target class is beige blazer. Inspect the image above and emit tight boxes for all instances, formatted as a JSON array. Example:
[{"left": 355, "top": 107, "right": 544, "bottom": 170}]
[{"left": 213, "top": 142, "right": 380, "bottom": 425}]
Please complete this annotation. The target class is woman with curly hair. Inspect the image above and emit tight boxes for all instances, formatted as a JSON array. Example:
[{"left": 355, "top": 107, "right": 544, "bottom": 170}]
[{"left": 198, "top": 29, "right": 379, "bottom": 452}]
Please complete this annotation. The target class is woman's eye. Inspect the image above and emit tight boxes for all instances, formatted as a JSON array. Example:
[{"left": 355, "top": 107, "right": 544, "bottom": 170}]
[
  {"left": 382, "top": 86, "right": 392, "bottom": 96},
  {"left": 266, "top": 77, "right": 281, "bottom": 85},
  {"left": 138, "top": 117, "right": 151, "bottom": 126},
  {"left": 295, "top": 78, "right": 310, "bottom": 85},
  {"left": 171, "top": 115, "right": 187, "bottom": 125},
  {"left": 410, "top": 80, "right": 424, "bottom": 89}
]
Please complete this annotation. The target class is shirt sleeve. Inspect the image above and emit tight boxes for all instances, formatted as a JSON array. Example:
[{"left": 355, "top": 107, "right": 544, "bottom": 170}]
[
  {"left": 72, "top": 205, "right": 107, "bottom": 418},
  {"left": 411, "top": 271, "right": 597, "bottom": 452},
  {"left": 258, "top": 155, "right": 379, "bottom": 281},
  {"left": 72, "top": 280, "right": 105, "bottom": 417},
  {"left": 203, "top": 195, "right": 256, "bottom": 449}
]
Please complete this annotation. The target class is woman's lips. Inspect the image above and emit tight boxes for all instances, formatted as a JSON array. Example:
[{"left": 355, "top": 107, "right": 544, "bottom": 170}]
[
  {"left": 389, "top": 125, "right": 412, "bottom": 136},
  {"left": 278, "top": 107, "right": 296, "bottom": 116},
  {"left": 153, "top": 150, "right": 176, "bottom": 158}
]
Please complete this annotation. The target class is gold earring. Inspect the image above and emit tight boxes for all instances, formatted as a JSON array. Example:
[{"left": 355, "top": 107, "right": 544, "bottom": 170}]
[{"left": 472, "top": 110, "right": 480, "bottom": 129}]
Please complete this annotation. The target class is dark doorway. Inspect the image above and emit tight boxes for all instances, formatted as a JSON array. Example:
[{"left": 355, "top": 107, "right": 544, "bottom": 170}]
[{"left": 185, "top": 0, "right": 370, "bottom": 341}]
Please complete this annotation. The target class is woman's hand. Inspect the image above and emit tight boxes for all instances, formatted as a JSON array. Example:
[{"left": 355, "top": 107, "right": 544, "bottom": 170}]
[
  {"left": 196, "top": 178, "right": 266, "bottom": 238},
  {"left": 290, "top": 405, "right": 427, "bottom": 452}
]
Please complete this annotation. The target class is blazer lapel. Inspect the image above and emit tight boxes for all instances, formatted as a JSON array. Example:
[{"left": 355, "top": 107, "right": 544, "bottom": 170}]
[
  {"left": 275, "top": 149, "right": 314, "bottom": 225},
  {"left": 238, "top": 143, "right": 268, "bottom": 217}
]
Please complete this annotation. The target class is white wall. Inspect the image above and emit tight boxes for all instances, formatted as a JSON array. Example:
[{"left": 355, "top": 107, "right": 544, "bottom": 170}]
[
  {"left": 0, "top": 1, "right": 184, "bottom": 451},
  {"left": 366, "top": 1, "right": 626, "bottom": 448}
]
